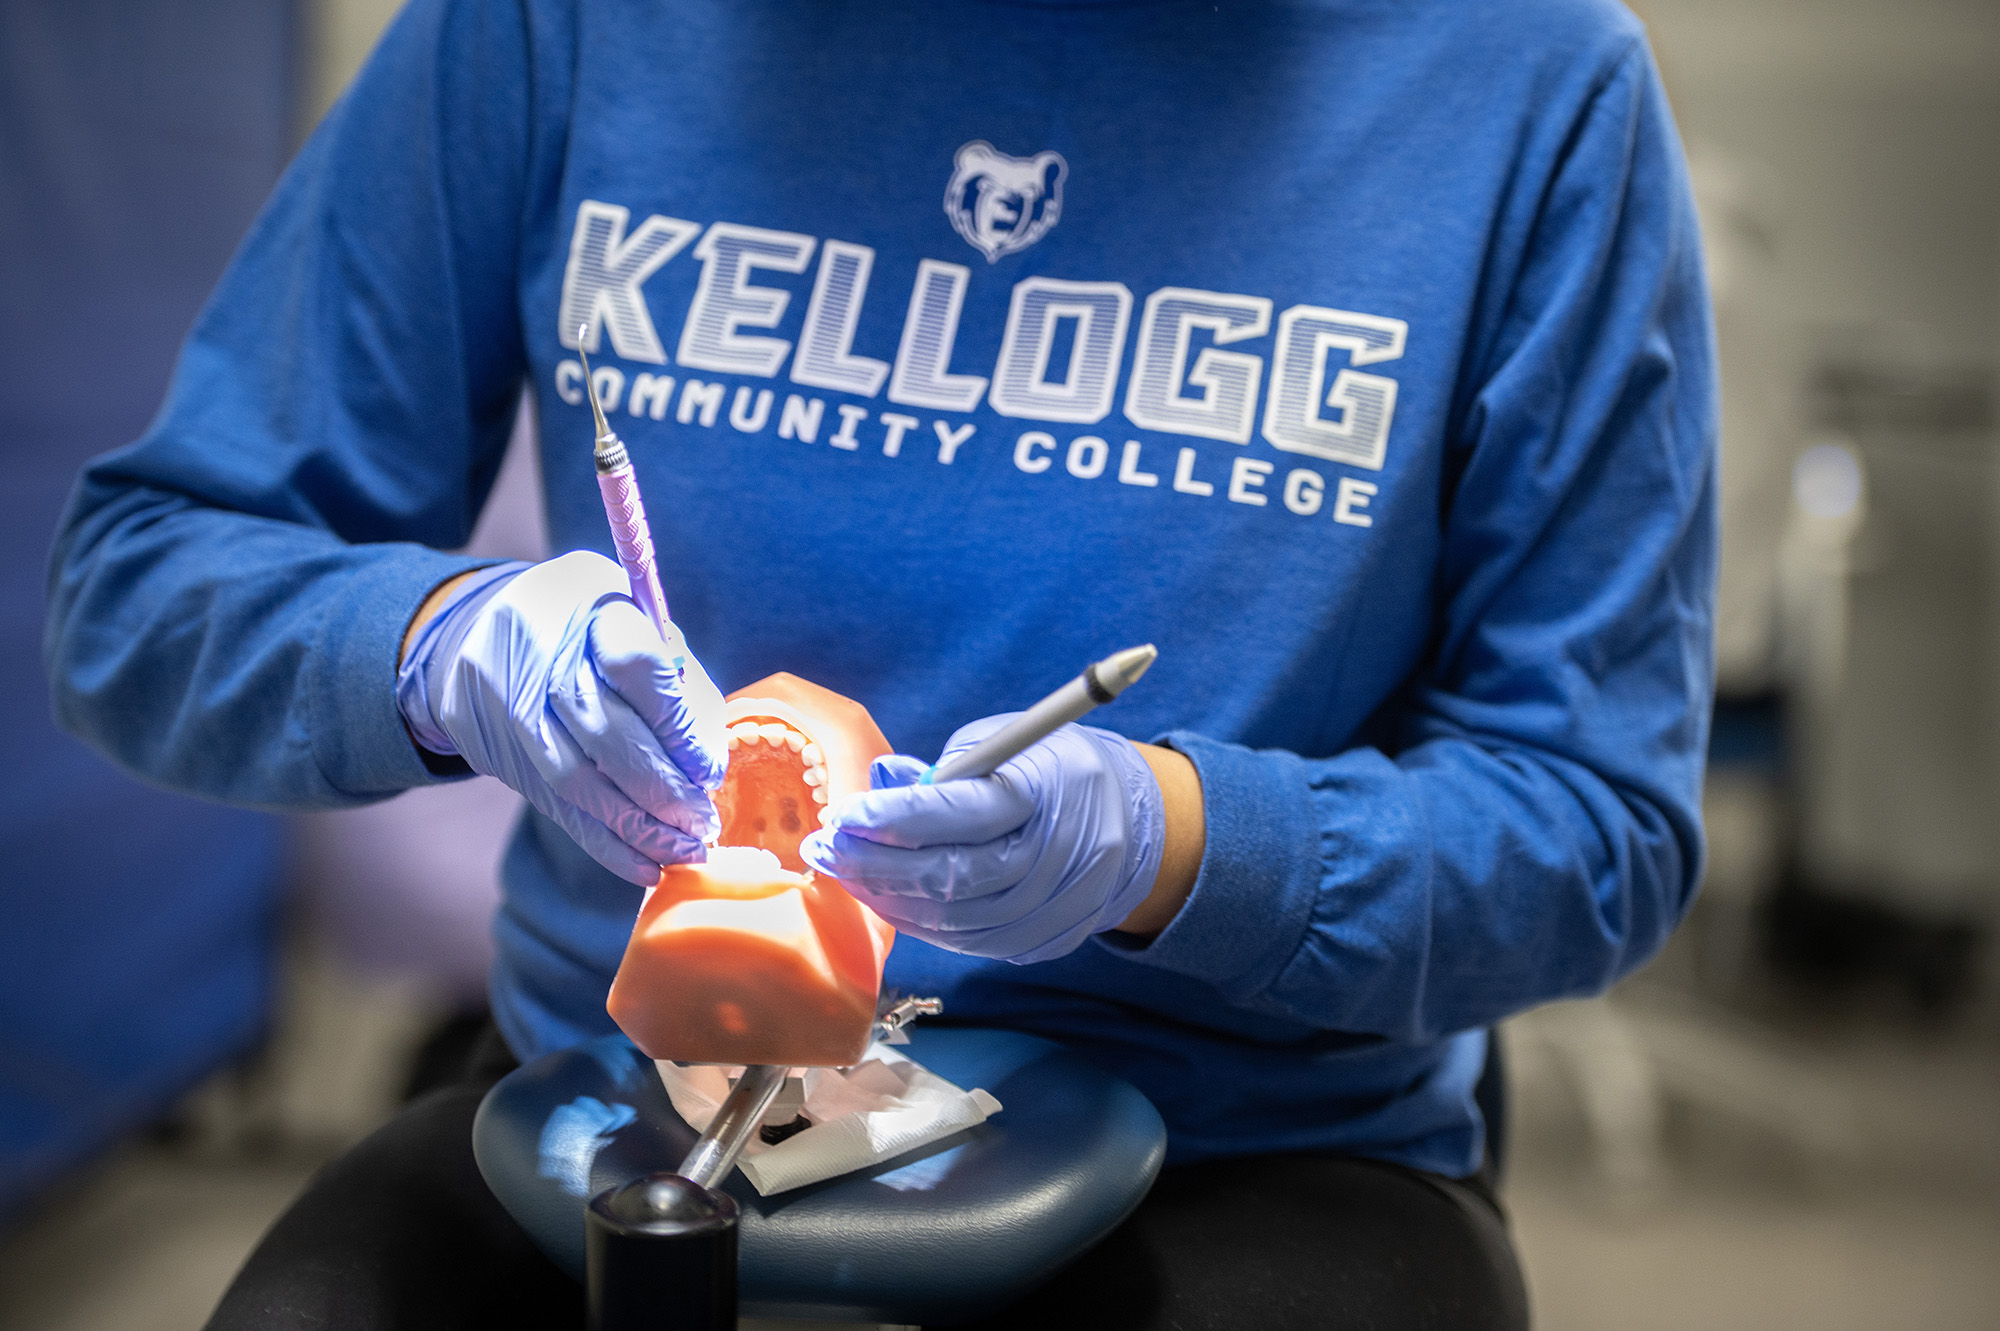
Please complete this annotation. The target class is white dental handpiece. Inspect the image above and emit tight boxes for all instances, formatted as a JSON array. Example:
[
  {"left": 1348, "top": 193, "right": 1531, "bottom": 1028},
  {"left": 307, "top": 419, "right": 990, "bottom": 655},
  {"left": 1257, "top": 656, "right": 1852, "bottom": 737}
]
[{"left": 923, "top": 644, "right": 1159, "bottom": 785}]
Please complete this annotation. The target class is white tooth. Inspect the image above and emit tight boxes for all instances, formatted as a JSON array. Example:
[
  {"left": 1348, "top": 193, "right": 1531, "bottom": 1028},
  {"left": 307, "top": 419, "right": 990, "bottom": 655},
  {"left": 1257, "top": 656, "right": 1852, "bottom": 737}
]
[
  {"left": 819, "top": 807, "right": 836, "bottom": 827},
  {"left": 784, "top": 730, "right": 806, "bottom": 753},
  {"left": 801, "top": 743, "right": 822, "bottom": 765},
  {"left": 727, "top": 733, "right": 743, "bottom": 749},
  {"left": 801, "top": 767, "right": 824, "bottom": 787},
  {"left": 812, "top": 786, "right": 829, "bottom": 804},
  {"left": 729, "top": 722, "right": 762, "bottom": 745},
  {"left": 757, "top": 723, "right": 788, "bottom": 746}
]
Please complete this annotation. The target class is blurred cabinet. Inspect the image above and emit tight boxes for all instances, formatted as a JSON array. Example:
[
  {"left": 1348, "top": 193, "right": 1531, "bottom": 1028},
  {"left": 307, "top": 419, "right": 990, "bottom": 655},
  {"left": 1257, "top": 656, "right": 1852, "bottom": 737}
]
[{"left": 1795, "top": 355, "right": 1998, "bottom": 920}]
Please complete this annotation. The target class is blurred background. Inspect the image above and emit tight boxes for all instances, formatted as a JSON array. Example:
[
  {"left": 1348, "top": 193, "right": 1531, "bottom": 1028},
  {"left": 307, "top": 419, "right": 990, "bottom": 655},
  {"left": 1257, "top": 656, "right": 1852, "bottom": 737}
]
[{"left": 1, "top": 1, "right": 1996, "bottom": 1327}]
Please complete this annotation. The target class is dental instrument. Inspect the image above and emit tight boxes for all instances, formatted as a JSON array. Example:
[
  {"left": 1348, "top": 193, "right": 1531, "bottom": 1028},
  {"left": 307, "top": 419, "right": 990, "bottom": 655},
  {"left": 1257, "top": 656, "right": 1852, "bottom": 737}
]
[
  {"left": 922, "top": 643, "right": 1158, "bottom": 784},
  {"left": 578, "top": 332, "right": 675, "bottom": 652}
]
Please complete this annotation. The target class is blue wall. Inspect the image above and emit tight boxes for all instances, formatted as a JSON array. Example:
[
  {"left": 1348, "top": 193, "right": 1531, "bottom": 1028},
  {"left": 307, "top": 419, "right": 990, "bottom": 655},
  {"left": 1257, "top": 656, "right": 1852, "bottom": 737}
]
[{"left": 0, "top": 0, "right": 295, "bottom": 1224}]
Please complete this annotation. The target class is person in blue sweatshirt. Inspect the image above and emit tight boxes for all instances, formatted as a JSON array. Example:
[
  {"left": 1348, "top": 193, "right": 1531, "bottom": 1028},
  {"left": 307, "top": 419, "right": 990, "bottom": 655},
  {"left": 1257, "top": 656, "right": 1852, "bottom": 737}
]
[{"left": 46, "top": 0, "right": 1713, "bottom": 1326}]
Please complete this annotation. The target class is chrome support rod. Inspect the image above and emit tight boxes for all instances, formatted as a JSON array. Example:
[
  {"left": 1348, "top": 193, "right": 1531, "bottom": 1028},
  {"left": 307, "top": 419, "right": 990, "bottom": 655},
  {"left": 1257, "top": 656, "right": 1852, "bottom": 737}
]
[
  {"left": 673, "top": 995, "right": 944, "bottom": 1190},
  {"left": 676, "top": 1062, "right": 789, "bottom": 1191}
]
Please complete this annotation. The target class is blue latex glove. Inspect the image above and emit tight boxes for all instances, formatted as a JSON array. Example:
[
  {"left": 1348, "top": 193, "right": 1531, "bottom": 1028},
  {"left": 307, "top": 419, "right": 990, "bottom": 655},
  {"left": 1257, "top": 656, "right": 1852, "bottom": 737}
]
[
  {"left": 799, "top": 717, "right": 1166, "bottom": 963},
  {"left": 396, "top": 550, "right": 728, "bottom": 885}
]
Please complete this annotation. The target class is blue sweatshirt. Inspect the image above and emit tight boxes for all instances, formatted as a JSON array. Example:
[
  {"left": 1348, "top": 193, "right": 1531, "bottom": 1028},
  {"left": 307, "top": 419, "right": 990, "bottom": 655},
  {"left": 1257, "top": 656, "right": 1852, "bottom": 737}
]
[{"left": 46, "top": 0, "right": 1713, "bottom": 1177}]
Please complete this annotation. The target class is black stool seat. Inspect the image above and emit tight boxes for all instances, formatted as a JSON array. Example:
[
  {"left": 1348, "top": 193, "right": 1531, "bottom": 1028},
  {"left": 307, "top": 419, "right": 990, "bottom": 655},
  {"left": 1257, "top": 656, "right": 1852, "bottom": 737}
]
[{"left": 474, "top": 1026, "right": 1166, "bottom": 1324}]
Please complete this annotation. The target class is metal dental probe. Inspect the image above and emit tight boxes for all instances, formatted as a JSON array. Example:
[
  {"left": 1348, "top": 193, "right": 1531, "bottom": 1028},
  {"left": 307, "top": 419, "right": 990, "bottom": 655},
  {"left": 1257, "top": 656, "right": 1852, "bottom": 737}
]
[
  {"left": 576, "top": 346, "right": 957, "bottom": 1188},
  {"left": 575, "top": 329, "right": 796, "bottom": 1188},
  {"left": 922, "top": 643, "right": 1159, "bottom": 785},
  {"left": 574, "top": 337, "right": 843, "bottom": 1194},
  {"left": 577, "top": 331, "right": 680, "bottom": 675},
  {"left": 676, "top": 1063, "right": 789, "bottom": 1190}
]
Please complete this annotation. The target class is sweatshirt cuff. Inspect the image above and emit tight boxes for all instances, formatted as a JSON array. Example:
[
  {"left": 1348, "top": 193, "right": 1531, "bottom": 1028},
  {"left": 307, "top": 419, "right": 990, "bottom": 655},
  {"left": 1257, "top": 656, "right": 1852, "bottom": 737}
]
[
  {"left": 304, "top": 548, "right": 512, "bottom": 800},
  {"left": 1099, "top": 730, "right": 1323, "bottom": 1001},
  {"left": 397, "top": 561, "right": 529, "bottom": 755}
]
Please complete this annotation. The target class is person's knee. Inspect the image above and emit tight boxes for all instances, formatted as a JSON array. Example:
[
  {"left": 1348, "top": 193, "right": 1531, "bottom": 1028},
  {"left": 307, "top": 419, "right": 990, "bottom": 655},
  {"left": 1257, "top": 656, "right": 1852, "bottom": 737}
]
[{"left": 1128, "top": 1154, "right": 1529, "bottom": 1331}]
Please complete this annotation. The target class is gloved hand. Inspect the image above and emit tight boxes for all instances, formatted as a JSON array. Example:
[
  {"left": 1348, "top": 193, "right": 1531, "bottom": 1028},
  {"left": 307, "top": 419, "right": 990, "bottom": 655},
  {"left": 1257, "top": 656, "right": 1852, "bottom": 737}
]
[
  {"left": 798, "top": 717, "right": 1165, "bottom": 963},
  {"left": 396, "top": 550, "right": 728, "bottom": 885}
]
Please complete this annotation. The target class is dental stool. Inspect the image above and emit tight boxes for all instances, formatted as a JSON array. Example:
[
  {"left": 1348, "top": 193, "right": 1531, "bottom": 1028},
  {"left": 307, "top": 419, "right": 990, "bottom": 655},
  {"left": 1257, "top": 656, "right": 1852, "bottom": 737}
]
[{"left": 473, "top": 1026, "right": 1167, "bottom": 1327}]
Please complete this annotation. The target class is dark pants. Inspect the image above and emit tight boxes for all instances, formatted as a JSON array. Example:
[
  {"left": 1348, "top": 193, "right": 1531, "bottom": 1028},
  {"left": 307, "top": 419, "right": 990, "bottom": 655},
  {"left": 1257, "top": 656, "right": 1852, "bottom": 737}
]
[{"left": 205, "top": 1034, "right": 1528, "bottom": 1330}]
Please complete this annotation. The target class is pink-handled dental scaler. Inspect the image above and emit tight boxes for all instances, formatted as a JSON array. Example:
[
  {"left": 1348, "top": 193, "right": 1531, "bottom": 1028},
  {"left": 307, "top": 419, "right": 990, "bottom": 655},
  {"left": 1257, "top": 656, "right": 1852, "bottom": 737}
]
[{"left": 577, "top": 330, "right": 681, "bottom": 673}]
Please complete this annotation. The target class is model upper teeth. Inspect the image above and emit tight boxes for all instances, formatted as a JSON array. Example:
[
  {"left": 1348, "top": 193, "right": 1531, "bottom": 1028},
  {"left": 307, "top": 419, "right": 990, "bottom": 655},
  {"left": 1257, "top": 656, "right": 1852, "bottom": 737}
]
[{"left": 724, "top": 720, "right": 829, "bottom": 792}]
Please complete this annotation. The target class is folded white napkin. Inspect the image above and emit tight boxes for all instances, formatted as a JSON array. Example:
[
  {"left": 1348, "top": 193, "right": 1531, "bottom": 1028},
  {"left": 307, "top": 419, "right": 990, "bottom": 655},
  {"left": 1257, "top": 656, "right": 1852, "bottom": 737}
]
[{"left": 656, "top": 1044, "right": 1002, "bottom": 1195}]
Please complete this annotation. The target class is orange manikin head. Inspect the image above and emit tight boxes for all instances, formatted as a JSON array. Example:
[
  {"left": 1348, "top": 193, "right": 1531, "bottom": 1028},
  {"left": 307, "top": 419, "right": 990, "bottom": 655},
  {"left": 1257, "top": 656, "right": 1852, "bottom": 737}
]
[{"left": 606, "top": 673, "right": 897, "bottom": 1067}]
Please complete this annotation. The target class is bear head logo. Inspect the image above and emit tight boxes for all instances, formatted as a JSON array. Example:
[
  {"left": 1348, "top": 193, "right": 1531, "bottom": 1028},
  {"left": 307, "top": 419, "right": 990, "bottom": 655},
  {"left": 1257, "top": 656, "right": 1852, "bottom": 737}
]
[{"left": 944, "top": 141, "right": 1068, "bottom": 263}]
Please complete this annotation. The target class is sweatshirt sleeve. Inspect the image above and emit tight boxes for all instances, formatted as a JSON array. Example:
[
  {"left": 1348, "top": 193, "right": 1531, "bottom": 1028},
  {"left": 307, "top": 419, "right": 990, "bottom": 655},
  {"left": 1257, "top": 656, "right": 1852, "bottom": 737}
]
[
  {"left": 1112, "top": 43, "right": 1717, "bottom": 1042},
  {"left": 44, "top": 0, "right": 553, "bottom": 809}
]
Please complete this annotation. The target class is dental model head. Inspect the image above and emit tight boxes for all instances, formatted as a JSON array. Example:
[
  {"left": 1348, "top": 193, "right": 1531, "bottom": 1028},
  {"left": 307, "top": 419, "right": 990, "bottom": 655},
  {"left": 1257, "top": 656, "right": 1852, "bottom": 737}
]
[{"left": 607, "top": 673, "right": 896, "bottom": 1068}]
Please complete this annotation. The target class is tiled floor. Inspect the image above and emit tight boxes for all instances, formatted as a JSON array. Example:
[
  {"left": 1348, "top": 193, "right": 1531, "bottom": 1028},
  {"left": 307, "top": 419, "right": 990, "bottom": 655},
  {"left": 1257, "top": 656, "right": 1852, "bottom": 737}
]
[
  {"left": 1514, "top": 1179, "right": 2000, "bottom": 1331},
  {"left": 0, "top": 1145, "right": 324, "bottom": 1331},
  {"left": 1504, "top": 993, "right": 2000, "bottom": 1331}
]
